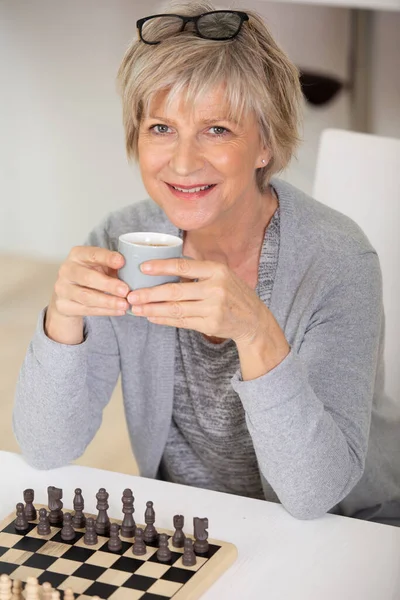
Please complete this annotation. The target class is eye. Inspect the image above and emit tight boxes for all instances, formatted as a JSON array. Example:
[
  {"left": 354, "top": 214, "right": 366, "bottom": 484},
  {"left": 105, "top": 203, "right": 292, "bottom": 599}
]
[
  {"left": 150, "top": 124, "right": 172, "bottom": 135},
  {"left": 209, "top": 126, "right": 230, "bottom": 136}
]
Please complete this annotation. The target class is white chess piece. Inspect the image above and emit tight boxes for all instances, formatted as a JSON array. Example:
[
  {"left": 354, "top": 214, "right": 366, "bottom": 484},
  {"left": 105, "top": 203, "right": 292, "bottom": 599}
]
[{"left": 0, "top": 574, "right": 12, "bottom": 600}]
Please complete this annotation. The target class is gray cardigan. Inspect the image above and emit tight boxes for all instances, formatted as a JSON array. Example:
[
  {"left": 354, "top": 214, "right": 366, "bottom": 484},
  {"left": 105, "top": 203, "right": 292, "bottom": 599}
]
[{"left": 13, "top": 178, "right": 400, "bottom": 521}]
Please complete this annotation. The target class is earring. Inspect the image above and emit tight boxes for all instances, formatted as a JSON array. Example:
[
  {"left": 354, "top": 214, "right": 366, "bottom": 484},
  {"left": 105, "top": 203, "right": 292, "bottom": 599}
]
[{"left": 261, "top": 159, "right": 266, "bottom": 165}]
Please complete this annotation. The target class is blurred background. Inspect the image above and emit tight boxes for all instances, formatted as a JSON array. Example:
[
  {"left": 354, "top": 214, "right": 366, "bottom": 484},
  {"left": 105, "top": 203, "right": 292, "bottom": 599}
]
[{"left": 1, "top": 0, "right": 399, "bottom": 474}]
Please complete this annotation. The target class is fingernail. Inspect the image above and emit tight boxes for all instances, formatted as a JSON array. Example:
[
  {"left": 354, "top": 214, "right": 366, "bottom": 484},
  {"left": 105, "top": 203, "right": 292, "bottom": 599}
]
[{"left": 141, "top": 263, "right": 152, "bottom": 273}]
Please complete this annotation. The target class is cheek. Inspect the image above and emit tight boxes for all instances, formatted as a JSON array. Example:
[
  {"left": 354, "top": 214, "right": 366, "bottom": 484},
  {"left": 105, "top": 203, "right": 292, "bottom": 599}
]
[
  {"left": 138, "top": 143, "right": 167, "bottom": 177},
  {"left": 210, "top": 142, "right": 256, "bottom": 176}
]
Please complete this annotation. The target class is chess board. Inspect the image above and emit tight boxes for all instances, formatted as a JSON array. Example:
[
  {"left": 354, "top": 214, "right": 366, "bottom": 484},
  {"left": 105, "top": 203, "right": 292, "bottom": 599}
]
[{"left": 0, "top": 506, "right": 237, "bottom": 600}]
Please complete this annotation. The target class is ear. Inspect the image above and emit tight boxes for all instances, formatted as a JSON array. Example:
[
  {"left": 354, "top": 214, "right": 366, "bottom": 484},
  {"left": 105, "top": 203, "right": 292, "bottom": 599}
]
[{"left": 256, "top": 147, "right": 272, "bottom": 169}]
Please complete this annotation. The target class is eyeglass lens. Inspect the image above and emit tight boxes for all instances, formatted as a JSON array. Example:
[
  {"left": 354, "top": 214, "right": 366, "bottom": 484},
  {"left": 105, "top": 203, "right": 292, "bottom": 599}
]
[{"left": 140, "top": 12, "right": 242, "bottom": 44}]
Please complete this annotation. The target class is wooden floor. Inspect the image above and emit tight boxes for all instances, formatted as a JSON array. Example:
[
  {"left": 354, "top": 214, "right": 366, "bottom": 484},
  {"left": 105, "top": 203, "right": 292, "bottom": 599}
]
[{"left": 0, "top": 254, "right": 139, "bottom": 476}]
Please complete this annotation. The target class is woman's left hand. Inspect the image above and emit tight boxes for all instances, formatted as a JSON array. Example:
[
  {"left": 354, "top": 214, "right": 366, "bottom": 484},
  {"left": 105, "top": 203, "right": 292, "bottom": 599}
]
[{"left": 126, "top": 257, "right": 273, "bottom": 346}]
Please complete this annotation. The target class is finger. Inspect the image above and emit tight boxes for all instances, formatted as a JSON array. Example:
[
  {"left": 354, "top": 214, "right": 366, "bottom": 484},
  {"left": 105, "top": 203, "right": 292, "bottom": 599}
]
[
  {"left": 71, "top": 246, "right": 125, "bottom": 270},
  {"left": 55, "top": 298, "right": 127, "bottom": 317},
  {"left": 130, "top": 299, "right": 210, "bottom": 319},
  {"left": 65, "top": 262, "right": 130, "bottom": 298},
  {"left": 127, "top": 280, "right": 204, "bottom": 305},
  {"left": 57, "top": 280, "right": 130, "bottom": 312},
  {"left": 140, "top": 257, "right": 221, "bottom": 280},
  {"left": 146, "top": 315, "right": 208, "bottom": 331}
]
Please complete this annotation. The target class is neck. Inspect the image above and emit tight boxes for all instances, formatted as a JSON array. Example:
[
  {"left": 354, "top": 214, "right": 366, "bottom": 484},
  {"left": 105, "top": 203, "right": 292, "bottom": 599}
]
[{"left": 183, "top": 185, "right": 278, "bottom": 269}]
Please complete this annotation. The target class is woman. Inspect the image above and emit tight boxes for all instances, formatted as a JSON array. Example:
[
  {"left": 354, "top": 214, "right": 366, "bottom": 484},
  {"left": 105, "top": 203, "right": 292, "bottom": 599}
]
[{"left": 13, "top": 1, "right": 400, "bottom": 523}]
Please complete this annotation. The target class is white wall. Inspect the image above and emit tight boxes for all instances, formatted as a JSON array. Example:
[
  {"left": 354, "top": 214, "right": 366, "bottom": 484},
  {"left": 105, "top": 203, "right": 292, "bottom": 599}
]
[{"left": 0, "top": 0, "right": 399, "bottom": 261}]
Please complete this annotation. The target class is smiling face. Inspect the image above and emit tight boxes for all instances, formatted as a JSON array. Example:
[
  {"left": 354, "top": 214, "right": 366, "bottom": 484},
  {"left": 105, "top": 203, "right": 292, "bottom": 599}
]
[{"left": 137, "top": 85, "right": 271, "bottom": 233}]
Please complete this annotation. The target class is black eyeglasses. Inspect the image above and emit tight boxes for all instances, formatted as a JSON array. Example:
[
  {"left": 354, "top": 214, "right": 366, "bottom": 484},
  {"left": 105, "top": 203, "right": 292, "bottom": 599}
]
[{"left": 136, "top": 10, "right": 249, "bottom": 45}]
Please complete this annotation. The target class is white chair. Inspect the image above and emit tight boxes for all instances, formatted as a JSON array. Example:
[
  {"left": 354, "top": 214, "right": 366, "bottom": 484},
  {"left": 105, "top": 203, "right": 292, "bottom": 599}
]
[{"left": 313, "top": 128, "right": 400, "bottom": 403}]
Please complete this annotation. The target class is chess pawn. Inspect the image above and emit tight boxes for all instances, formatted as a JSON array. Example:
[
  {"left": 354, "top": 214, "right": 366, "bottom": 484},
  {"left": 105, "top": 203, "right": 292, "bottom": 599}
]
[
  {"left": 37, "top": 508, "right": 51, "bottom": 536},
  {"left": 121, "top": 488, "right": 135, "bottom": 537},
  {"left": 132, "top": 527, "right": 147, "bottom": 556},
  {"left": 143, "top": 500, "right": 158, "bottom": 544},
  {"left": 193, "top": 517, "right": 209, "bottom": 554},
  {"left": 172, "top": 514, "right": 185, "bottom": 548},
  {"left": 14, "top": 502, "right": 29, "bottom": 532},
  {"left": 0, "top": 574, "right": 12, "bottom": 600},
  {"left": 41, "top": 582, "right": 53, "bottom": 600},
  {"left": 61, "top": 512, "right": 75, "bottom": 541},
  {"left": 95, "top": 488, "right": 110, "bottom": 535},
  {"left": 23, "top": 489, "right": 37, "bottom": 521},
  {"left": 72, "top": 488, "right": 86, "bottom": 529},
  {"left": 63, "top": 589, "right": 74, "bottom": 600},
  {"left": 50, "top": 591, "right": 60, "bottom": 600},
  {"left": 182, "top": 538, "right": 196, "bottom": 566},
  {"left": 108, "top": 523, "right": 122, "bottom": 552},
  {"left": 24, "top": 577, "right": 39, "bottom": 600},
  {"left": 84, "top": 517, "right": 98, "bottom": 545},
  {"left": 10, "top": 579, "right": 22, "bottom": 600},
  {"left": 157, "top": 533, "right": 172, "bottom": 563}
]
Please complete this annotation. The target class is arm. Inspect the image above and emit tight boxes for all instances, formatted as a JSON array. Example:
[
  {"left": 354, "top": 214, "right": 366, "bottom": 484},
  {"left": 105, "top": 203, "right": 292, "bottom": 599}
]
[
  {"left": 231, "top": 251, "right": 383, "bottom": 519},
  {"left": 12, "top": 219, "right": 121, "bottom": 469}
]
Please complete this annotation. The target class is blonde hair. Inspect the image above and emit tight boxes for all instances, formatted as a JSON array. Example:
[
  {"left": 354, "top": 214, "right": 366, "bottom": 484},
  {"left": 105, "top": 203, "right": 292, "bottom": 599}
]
[{"left": 116, "top": 0, "right": 303, "bottom": 192}]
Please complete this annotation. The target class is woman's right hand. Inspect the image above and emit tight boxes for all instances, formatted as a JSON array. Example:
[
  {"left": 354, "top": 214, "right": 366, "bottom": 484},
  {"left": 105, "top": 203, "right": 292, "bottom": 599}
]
[{"left": 49, "top": 246, "right": 130, "bottom": 318}]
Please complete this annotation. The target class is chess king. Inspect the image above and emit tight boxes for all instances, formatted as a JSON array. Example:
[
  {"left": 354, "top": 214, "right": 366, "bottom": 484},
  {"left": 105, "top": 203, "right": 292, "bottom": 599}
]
[{"left": 12, "top": 0, "right": 400, "bottom": 526}]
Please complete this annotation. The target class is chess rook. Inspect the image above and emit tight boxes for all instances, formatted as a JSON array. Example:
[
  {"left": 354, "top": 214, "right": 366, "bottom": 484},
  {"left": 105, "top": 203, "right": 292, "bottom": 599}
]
[
  {"left": 172, "top": 514, "right": 185, "bottom": 548},
  {"left": 23, "top": 489, "right": 37, "bottom": 521}
]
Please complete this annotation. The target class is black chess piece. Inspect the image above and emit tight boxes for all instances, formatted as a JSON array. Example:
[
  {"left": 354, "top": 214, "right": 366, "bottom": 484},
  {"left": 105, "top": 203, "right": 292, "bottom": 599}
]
[
  {"left": 172, "top": 514, "right": 185, "bottom": 548},
  {"left": 72, "top": 488, "right": 86, "bottom": 529},
  {"left": 23, "top": 489, "right": 37, "bottom": 521},
  {"left": 84, "top": 517, "right": 98, "bottom": 545},
  {"left": 14, "top": 502, "right": 29, "bottom": 532},
  {"left": 143, "top": 501, "right": 158, "bottom": 543},
  {"left": 132, "top": 527, "right": 146, "bottom": 556},
  {"left": 121, "top": 489, "right": 135, "bottom": 537},
  {"left": 37, "top": 508, "right": 51, "bottom": 536},
  {"left": 95, "top": 488, "right": 110, "bottom": 535},
  {"left": 193, "top": 517, "right": 209, "bottom": 554},
  {"left": 108, "top": 523, "right": 122, "bottom": 552},
  {"left": 48, "top": 486, "right": 63, "bottom": 526},
  {"left": 157, "top": 533, "right": 172, "bottom": 563},
  {"left": 61, "top": 513, "right": 76, "bottom": 541},
  {"left": 182, "top": 538, "right": 196, "bottom": 566}
]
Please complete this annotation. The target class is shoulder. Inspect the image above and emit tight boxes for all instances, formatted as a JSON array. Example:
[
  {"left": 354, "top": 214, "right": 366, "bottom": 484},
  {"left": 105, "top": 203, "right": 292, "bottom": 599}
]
[
  {"left": 271, "top": 177, "right": 377, "bottom": 258},
  {"left": 85, "top": 199, "right": 173, "bottom": 250}
]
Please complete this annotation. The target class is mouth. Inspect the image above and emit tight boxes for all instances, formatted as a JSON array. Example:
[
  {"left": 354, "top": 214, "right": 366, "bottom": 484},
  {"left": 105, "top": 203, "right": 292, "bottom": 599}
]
[{"left": 165, "top": 182, "right": 217, "bottom": 200}]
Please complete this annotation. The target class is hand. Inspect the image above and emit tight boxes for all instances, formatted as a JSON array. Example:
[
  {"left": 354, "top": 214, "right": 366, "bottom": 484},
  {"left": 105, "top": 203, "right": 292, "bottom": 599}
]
[
  {"left": 127, "top": 257, "right": 273, "bottom": 346},
  {"left": 51, "top": 246, "right": 130, "bottom": 317}
]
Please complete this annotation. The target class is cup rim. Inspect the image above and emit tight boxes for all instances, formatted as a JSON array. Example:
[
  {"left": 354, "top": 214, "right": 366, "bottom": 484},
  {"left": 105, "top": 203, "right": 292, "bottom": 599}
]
[{"left": 118, "top": 231, "right": 182, "bottom": 247}]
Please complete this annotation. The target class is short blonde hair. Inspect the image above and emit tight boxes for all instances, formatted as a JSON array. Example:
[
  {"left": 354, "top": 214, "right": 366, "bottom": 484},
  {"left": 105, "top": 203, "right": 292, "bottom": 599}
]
[{"left": 116, "top": 0, "right": 303, "bottom": 192}]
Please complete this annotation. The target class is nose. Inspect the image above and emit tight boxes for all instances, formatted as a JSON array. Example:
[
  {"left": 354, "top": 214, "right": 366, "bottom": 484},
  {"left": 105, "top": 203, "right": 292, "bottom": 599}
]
[{"left": 169, "top": 137, "right": 204, "bottom": 177}]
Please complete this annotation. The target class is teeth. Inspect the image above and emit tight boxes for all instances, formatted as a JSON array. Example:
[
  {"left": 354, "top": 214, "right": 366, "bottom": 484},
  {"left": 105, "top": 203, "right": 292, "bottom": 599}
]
[{"left": 172, "top": 184, "right": 212, "bottom": 193}]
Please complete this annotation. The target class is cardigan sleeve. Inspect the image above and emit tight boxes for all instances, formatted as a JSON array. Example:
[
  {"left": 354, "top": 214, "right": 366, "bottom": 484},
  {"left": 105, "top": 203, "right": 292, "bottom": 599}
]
[{"left": 231, "top": 250, "right": 383, "bottom": 520}]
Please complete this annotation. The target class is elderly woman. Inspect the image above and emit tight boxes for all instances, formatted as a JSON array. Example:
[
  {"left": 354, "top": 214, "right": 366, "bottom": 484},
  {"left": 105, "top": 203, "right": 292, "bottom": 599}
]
[{"left": 13, "top": 1, "right": 400, "bottom": 524}]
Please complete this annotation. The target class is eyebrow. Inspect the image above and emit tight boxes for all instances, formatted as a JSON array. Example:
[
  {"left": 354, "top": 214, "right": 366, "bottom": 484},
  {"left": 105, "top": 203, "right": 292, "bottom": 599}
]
[{"left": 147, "top": 114, "right": 240, "bottom": 125}]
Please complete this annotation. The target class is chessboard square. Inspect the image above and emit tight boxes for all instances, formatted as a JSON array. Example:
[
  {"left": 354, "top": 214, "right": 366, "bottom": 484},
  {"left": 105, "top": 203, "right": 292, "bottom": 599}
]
[
  {"left": 2, "top": 521, "right": 36, "bottom": 535},
  {"left": 148, "top": 551, "right": 182, "bottom": 565},
  {"left": 122, "top": 546, "right": 157, "bottom": 561},
  {"left": 37, "top": 571, "right": 69, "bottom": 588},
  {"left": 14, "top": 537, "right": 48, "bottom": 553},
  {"left": 198, "top": 543, "right": 221, "bottom": 559},
  {"left": 84, "top": 581, "right": 119, "bottom": 599},
  {"left": 111, "top": 556, "right": 144, "bottom": 573},
  {"left": 140, "top": 594, "right": 175, "bottom": 600},
  {"left": 47, "top": 557, "right": 81, "bottom": 575},
  {"left": 75, "top": 536, "right": 109, "bottom": 551},
  {"left": 98, "top": 540, "right": 131, "bottom": 556},
  {"left": 0, "top": 546, "right": 7, "bottom": 557},
  {"left": 58, "top": 576, "right": 94, "bottom": 594},
  {"left": 122, "top": 574, "right": 156, "bottom": 591},
  {"left": 62, "top": 546, "right": 96, "bottom": 563},
  {"left": 26, "top": 526, "right": 58, "bottom": 540},
  {"left": 24, "top": 553, "right": 58, "bottom": 570},
  {"left": 85, "top": 551, "right": 120, "bottom": 568},
  {"left": 0, "top": 532, "right": 23, "bottom": 548},
  {"left": 72, "top": 563, "right": 106, "bottom": 581},
  {"left": 109, "top": 588, "right": 145, "bottom": 600},
  {"left": 0, "top": 561, "right": 19, "bottom": 576},
  {"left": 147, "top": 579, "right": 183, "bottom": 598},
  {"left": 51, "top": 531, "right": 85, "bottom": 545},
  {"left": 97, "top": 568, "right": 132, "bottom": 587},
  {"left": 134, "top": 562, "right": 170, "bottom": 579},
  {"left": 37, "top": 541, "right": 71, "bottom": 558},
  {"left": 172, "top": 555, "right": 208, "bottom": 572},
  {"left": 0, "top": 548, "right": 33, "bottom": 565},
  {"left": 11, "top": 565, "right": 44, "bottom": 582},
  {"left": 160, "top": 566, "right": 196, "bottom": 584}
]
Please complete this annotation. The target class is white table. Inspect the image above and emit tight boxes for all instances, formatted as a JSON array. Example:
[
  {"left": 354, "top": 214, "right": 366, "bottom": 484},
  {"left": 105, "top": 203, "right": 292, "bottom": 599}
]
[{"left": 1, "top": 452, "right": 400, "bottom": 599}]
